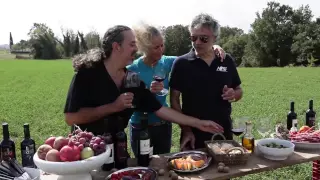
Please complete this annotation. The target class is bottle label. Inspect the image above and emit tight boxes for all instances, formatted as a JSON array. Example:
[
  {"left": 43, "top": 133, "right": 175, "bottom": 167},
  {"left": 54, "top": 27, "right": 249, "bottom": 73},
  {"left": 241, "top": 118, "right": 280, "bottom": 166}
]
[
  {"left": 139, "top": 139, "right": 150, "bottom": 155},
  {"left": 105, "top": 144, "right": 114, "bottom": 164},
  {"left": 116, "top": 142, "right": 127, "bottom": 161},
  {"left": 149, "top": 146, "right": 153, "bottom": 158},
  {"left": 22, "top": 144, "right": 35, "bottom": 167},
  {"left": 292, "top": 119, "right": 298, "bottom": 127},
  {"left": 308, "top": 117, "right": 316, "bottom": 126},
  {"left": 1, "top": 148, "right": 14, "bottom": 160}
]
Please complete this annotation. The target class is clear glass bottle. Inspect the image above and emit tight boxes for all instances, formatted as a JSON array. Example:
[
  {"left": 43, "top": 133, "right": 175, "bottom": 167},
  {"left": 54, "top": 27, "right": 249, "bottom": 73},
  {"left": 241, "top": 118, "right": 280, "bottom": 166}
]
[{"left": 242, "top": 121, "right": 255, "bottom": 153}]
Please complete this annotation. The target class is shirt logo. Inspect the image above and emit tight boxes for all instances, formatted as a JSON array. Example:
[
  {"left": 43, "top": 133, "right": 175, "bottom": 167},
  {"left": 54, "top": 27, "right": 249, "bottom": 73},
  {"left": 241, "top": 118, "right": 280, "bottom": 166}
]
[{"left": 216, "top": 66, "right": 228, "bottom": 72}]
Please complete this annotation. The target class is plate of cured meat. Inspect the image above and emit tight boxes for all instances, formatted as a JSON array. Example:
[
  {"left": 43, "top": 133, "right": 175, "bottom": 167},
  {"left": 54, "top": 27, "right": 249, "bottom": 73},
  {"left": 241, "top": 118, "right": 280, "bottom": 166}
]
[
  {"left": 106, "top": 167, "right": 157, "bottom": 180},
  {"left": 166, "top": 151, "right": 212, "bottom": 173}
]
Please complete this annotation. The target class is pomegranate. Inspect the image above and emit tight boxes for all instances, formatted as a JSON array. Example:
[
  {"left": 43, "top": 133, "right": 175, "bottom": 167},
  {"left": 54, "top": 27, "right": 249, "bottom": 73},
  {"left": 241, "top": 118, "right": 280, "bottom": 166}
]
[{"left": 59, "top": 145, "right": 81, "bottom": 162}]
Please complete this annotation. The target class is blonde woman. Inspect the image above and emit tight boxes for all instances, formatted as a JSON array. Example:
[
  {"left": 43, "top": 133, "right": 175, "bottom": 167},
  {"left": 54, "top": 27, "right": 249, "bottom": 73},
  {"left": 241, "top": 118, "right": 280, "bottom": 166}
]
[{"left": 126, "top": 23, "right": 226, "bottom": 157}]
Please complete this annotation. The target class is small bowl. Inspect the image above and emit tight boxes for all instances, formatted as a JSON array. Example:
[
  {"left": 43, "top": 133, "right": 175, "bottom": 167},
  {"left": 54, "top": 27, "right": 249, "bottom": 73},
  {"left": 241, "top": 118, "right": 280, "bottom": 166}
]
[{"left": 257, "top": 138, "right": 295, "bottom": 161}]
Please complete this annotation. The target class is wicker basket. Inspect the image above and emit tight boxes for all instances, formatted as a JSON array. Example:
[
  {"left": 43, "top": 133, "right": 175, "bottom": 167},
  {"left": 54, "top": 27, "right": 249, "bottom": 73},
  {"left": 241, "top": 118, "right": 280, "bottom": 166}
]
[{"left": 204, "top": 133, "right": 250, "bottom": 165}]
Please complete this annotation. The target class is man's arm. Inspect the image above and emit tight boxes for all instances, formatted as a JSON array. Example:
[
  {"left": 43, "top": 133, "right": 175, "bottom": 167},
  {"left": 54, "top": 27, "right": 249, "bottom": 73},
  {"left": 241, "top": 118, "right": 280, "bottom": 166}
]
[
  {"left": 65, "top": 103, "right": 119, "bottom": 126},
  {"left": 234, "top": 85, "right": 243, "bottom": 102},
  {"left": 170, "top": 88, "right": 192, "bottom": 132}
]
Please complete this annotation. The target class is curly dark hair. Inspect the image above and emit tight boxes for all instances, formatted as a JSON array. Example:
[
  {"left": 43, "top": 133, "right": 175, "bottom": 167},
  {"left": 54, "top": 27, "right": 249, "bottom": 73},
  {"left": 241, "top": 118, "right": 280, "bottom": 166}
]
[{"left": 72, "top": 25, "right": 131, "bottom": 71}]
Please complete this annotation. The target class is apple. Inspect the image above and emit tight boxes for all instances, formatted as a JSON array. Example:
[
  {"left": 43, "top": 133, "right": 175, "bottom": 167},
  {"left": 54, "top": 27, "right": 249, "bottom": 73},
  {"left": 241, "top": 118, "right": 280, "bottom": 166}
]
[
  {"left": 45, "top": 137, "right": 56, "bottom": 148},
  {"left": 37, "top": 144, "right": 53, "bottom": 160},
  {"left": 81, "top": 147, "right": 94, "bottom": 160},
  {"left": 53, "top": 136, "right": 69, "bottom": 151},
  {"left": 45, "top": 149, "right": 61, "bottom": 162}
]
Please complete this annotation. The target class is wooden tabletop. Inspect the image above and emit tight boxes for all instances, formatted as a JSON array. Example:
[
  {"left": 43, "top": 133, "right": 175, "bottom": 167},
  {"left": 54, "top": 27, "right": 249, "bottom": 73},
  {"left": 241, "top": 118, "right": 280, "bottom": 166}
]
[{"left": 40, "top": 146, "right": 320, "bottom": 180}]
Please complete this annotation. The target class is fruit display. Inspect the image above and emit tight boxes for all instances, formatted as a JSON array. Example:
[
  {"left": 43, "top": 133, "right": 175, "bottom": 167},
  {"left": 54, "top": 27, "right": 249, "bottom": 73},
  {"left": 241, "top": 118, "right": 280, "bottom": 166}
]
[
  {"left": 36, "top": 126, "right": 106, "bottom": 162},
  {"left": 169, "top": 155, "right": 205, "bottom": 170},
  {"left": 290, "top": 126, "right": 320, "bottom": 143},
  {"left": 107, "top": 167, "right": 157, "bottom": 180}
]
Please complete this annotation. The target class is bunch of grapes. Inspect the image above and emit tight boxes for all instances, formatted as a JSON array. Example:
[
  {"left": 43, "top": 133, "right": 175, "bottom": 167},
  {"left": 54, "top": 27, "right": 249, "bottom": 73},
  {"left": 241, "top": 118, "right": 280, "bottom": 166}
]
[{"left": 67, "top": 126, "right": 106, "bottom": 156}]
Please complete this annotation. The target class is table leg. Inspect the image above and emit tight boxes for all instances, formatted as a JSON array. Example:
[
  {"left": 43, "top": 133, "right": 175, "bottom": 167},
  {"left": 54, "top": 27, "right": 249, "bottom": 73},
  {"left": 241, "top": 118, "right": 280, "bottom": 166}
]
[{"left": 313, "top": 160, "right": 320, "bottom": 180}]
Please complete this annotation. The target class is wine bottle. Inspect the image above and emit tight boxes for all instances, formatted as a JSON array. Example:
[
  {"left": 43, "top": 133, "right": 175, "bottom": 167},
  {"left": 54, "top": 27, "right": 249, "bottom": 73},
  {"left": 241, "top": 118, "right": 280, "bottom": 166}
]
[
  {"left": 0, "top": 123, "right": 16, "bottom": 161},
  {"left": 21, "top": 123, "right": 36, "bottom": 167},
  {"left": 102, "top": 133, "right": 114, "bottom": 171},
  {"left": 287, "top": 101, "right": 298, "bottom": 130},
  {"left": 137, "top": 112, "right": 150, "bottom": 167},
  {"left": 114, "top": 117, "right": 128, "bottom": 169},
  {"left": 306, "top": 100, "right": 316, "bottom": 127}
]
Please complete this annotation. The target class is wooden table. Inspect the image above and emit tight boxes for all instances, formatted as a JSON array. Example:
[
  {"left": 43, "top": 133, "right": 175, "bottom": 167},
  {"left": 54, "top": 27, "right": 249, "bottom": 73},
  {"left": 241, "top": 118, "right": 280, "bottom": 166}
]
[{"left": 40, "top": 146, "right": 320, "bottom": 180}]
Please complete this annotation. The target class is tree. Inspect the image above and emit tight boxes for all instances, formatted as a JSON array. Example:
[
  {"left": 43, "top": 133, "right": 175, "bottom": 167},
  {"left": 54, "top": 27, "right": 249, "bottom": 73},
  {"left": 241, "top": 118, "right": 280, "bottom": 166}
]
[
  {"left": 163, "top": 25, "right": 191, "bottom": 56},
  {"left": 85, "top": 30, "right": 101, "bottom": 49},
  {"left": 9, "top": 32, "right": 13, "bottom": 50},
  {"left": 73, "top": 35, "right": 80, "bottom": 55},
  {"left": 78, "top": 31, "right": 88, "bottom": 52},
  {"left": 223, "top": 34, "right": 248, "bottom": 66},
  {"left": 28, "top": 23, "right": 61, "bottom": 59}
]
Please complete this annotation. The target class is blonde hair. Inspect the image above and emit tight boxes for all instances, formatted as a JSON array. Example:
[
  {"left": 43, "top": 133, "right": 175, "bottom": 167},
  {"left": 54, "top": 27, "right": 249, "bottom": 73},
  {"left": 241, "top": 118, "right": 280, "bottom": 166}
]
[{"left": 133, "top": 22, "right": 163, "bottom": 55}]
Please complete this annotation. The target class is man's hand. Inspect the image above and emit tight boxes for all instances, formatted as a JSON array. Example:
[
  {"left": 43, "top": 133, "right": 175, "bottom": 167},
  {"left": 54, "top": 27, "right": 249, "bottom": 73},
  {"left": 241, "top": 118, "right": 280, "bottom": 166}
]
[
  {"left": 222, "top": 85, "right": 235, "bottom": 102},
  {"left": 180, "top": 130, "right": 196, "bottom": 151},
  {"left": 150, "top": 81, "right": 164, "bottom": 94},
  {"left": 196, "top": 120, "right": 224, "bottom": 134},
  {"left": 113, "top": 92, "right": 134, "bottom": 111},
  {"left": 213, "top": 45, "right": 226, "bottom": 61}
]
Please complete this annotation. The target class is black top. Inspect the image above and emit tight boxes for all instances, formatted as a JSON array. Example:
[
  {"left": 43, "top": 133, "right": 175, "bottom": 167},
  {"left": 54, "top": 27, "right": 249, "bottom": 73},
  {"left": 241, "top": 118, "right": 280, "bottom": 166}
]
[
  {"left": 169, "top": 49, "right": 241, "bottom": 132},
  {"left": 64, "top": 61, "right": 162, "bottom": 135}
]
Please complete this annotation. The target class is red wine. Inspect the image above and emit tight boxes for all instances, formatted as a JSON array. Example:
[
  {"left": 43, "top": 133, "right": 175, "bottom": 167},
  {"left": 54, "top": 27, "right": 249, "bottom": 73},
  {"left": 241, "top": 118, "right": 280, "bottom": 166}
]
[
  {"left": 287, "top": 101, "right": 297, "bottom": 130},
  {"left": 21, "top": 123, "right": 36, "bottom": 168},
  {"left": 153, "top": 76, "right": 165, "bottom": 82},
  {"left": 137, "top": 112, "right": 150, "bottom": 167},
  {"left": 306, "top": 100, "right": 316, "bottom": 127},
  {"left": 102, "top": 133, "right": 114, "bottom": 171},
  {"left": 0, "top": 123, "right": 16, "bottom": 161},
  {"left": 232, "top": 128, "right": 244, "bottom": 136}
]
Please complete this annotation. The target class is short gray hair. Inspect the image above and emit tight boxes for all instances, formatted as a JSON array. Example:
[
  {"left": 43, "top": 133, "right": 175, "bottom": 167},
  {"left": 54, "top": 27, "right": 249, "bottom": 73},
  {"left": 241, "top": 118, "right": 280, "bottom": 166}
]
[{"left": 189, "top": 13, "right": 221, "bottom": 39}]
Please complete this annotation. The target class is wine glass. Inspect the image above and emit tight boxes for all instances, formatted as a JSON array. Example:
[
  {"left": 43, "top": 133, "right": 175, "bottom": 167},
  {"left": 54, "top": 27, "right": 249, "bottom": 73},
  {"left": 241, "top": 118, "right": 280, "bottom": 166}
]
[
  {"left": 232, "top": 117, "right": 247, "bottom": 143},
  {"left": 123, "top": 71, "right": 140, "bottom": 108},
  {"left": 257, "top": 117, "right": 272, "bottom": 139},
  {"left": 153, "top": 63, "right": 168, "bottom": 96}
]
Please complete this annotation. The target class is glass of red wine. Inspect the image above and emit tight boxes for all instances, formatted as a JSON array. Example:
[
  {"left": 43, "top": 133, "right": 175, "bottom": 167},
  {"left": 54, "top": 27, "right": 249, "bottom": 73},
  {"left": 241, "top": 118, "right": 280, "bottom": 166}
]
[
  {"left": 232, "top": 117, "right": 247, "bottom": 143},
  {"left": 153, "top": 64, "right": 168, "bottom": 96},
  {"left": 123, "top": 71, "right": 140, "bottom": 108}
]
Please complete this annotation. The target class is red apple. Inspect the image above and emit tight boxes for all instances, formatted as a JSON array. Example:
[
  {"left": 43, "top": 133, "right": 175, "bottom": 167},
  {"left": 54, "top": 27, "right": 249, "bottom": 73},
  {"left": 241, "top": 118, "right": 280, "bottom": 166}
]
[
  {"left": 53, "top": 136, "right": 68, "bottom": 151},
  {"left": 37, "top": 144, "right": 53, "bottom": 160},
  {"left": 45, "top": 149, "right": 61, "bottom": 162},
  {"left": 59, "top": 145, "right": 81, "bottom": 162},
  {"left": 45, "top": 137, "right": 56, "bottom": 147}
]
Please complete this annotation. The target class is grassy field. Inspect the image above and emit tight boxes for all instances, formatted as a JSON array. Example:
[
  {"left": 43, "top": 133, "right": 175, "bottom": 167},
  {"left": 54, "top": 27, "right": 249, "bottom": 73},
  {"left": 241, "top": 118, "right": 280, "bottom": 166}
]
[{"left": 1, "top": 59, "right": 320, "bottom": 180}]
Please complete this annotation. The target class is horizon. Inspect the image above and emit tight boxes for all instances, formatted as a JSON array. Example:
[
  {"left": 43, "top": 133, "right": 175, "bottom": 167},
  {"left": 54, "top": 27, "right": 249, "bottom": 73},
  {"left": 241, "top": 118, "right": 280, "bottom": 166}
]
[{"left": 1, "top": 0, "right": 320, "bottom": 45}]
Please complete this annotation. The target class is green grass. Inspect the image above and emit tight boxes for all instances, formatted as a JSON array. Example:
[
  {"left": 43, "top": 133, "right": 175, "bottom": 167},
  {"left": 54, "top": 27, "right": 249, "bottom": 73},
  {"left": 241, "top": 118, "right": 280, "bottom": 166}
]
[{"left": 1, "top": 59, "right": 320, "bottom": 180}]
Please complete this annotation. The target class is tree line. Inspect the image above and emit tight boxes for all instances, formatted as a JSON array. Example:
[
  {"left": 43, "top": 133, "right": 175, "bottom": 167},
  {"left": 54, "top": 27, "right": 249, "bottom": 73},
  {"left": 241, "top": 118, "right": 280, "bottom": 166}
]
[{"left": 10, "top": 1, "right": 320, "bottom": 67}]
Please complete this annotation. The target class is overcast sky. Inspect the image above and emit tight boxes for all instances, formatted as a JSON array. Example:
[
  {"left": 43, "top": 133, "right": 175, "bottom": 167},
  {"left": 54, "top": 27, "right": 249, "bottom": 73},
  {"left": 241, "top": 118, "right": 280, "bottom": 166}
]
[{"left": 1, "top": 0, "right": 319, "bottom": 44}]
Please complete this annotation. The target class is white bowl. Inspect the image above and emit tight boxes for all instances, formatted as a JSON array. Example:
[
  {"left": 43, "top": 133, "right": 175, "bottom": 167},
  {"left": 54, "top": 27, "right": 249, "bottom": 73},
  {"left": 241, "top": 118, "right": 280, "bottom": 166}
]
[
  {"left": 257, "top": 138, "right": 295, "bottom": 161},
  {"left": 33, "top": 147, "right": 111, "bottom": 180}
]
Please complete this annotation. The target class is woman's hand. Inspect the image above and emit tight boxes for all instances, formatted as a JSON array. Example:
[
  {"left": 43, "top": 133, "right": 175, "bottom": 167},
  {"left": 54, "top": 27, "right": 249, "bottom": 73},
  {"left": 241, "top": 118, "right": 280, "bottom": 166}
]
[
  {"left": 150, "top": 81, "right": 164, "bottom": 94},
  {"left": 196, "top": 120, "right": 224, "bottom": 134},
  {"left": 113, "top": 92, "right": 134, "bottom": 111},
  {"left": 213, "top": 45, "right": 226, "bottom": 61}
]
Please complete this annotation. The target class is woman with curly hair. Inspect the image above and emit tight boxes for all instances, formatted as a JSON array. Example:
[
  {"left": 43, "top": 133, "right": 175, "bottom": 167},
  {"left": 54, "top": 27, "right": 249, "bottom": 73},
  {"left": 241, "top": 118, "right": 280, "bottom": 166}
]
[
  {"left": 126, "top": 23, "right": 225, "bottom": 157},
  {"left": 64, "top": 25, "right": 224, "bottom": 140}
]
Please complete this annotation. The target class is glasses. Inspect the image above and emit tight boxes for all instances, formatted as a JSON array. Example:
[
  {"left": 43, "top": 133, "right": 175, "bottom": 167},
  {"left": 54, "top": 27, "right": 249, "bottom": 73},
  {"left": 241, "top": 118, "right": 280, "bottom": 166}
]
[
  {"left": 153, "top": 63, "right": 169, "bottom": 96},
  {"left": 190, "top": 35, "right": 209, "bottom": 43}
]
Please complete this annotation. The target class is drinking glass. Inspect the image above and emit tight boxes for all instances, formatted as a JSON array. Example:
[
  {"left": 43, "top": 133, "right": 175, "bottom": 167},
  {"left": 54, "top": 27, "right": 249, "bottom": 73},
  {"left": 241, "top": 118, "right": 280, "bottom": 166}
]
[
  {"left": 123, "top": 71, "right": 140, "bottom": 108},
  {"left": 257, "top": 117, "right": 272, "bottom": 139},
  {"left": 232, "top": 117, "right": 247, "bottom": 143},
  {"left": 153, "top": 64, "right": 168, "bottom": 96}
]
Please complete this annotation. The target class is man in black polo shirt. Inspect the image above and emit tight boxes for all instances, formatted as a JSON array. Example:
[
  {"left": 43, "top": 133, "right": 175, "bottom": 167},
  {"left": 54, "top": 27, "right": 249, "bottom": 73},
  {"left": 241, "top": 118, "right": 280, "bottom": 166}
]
[{"left": 170, "top": 13, "right": 243, "bottom": 150}]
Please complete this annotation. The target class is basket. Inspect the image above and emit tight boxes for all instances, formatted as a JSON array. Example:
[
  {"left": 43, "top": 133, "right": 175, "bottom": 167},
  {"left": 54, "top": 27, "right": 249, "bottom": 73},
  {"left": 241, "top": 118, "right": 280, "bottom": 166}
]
[{"left": 204, "top": 133, "right": 250, "bottom": 165}]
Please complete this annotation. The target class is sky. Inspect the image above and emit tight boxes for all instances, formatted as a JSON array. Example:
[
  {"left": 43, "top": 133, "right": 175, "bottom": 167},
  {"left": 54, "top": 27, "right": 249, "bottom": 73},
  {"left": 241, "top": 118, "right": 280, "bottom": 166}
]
[{"left": 1, "top": 0, "right": 320, "bottom": 44}]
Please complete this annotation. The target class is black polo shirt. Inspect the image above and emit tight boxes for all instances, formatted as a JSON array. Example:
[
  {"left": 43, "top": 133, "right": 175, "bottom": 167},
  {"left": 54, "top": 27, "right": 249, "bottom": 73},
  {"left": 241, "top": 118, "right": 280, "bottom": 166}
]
[
  {"left": 64, "top": 61, "right": 162, "bottom": 135},
  {"left": 169, "top": 49, "right": 241, "bottom": 143}
]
